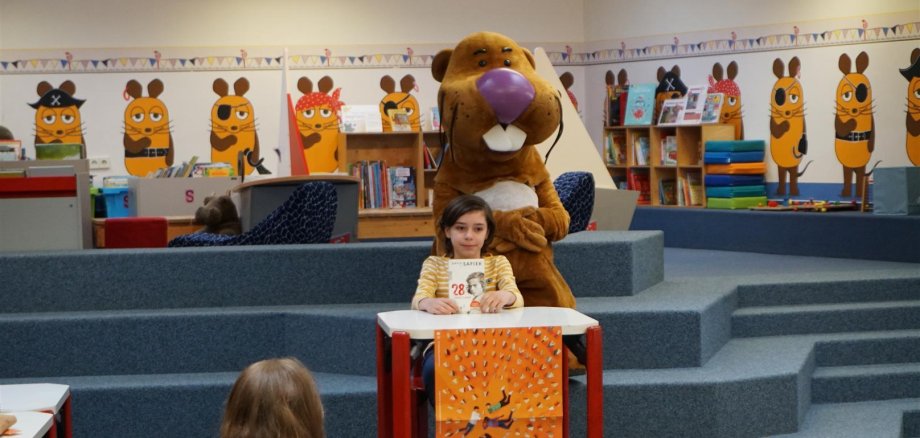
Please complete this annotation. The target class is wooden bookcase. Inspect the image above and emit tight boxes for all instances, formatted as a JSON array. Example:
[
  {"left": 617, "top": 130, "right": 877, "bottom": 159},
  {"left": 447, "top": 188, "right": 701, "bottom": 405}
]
[
  {"left": 339, "top": 131, "right": 438, "bottom": 239},
  {"left": 604, "top": 124, "right": 733, "bottom": 207}
]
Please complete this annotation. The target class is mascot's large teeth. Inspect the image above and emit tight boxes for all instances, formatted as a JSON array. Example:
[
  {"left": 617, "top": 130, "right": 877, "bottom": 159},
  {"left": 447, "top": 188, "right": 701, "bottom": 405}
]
[{"left": 483, "top": 124, "right": 527, "bottom": 152}]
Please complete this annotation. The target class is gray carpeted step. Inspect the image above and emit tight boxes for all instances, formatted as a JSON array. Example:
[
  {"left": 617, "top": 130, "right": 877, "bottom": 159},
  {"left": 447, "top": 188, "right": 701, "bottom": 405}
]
[
  {"left": 905, "top": 409, "right": 920, "bottom": 438},
  {"left": 768, "top": 398, "right": 920, "bottom": 438},
  {"left": 736, "top": 276, "right": 920, "bottom": 308},
  {"left": 812, "top": 362, "right": 920, "bottom": 403},
  {"left": 814, "top": 331, "right": 920, "bottom": 366},
  {"left": 0, "top": 371, "right": 378, "bottom": 438},
  {"left": 732, "top": 300, "right": 920, "bottom": 337}
]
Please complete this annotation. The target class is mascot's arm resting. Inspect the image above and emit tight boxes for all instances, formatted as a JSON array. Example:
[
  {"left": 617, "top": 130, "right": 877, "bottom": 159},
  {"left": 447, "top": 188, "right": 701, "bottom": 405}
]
[
  {"left": 493, "top": 208, "right": 547, "bottom": 253},
  {"left": 529, "top": 179, "right": 571, "bottom": 242}
]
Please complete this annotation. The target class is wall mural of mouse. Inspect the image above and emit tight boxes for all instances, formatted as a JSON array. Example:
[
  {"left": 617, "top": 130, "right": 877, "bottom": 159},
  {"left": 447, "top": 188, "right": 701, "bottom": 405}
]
[
  {"left": 295, "top": 76, "right": 345, "bottom": 173},
  {"left": 379, "top": 74, "right": 420, "bottom": 132},
  {"left": 708, "top": 61, "right": 744, "bottom": 140},
  {"left": 834, "top": 52, "right": 879, "bottom": 198},
  {"left": 209, "top": 77, "right": 266, "bottom": 175},
  {"left": 769, "top": 57, "right": 811, "bottom": 196},
  {"left": 654, "top": 65, "right": 686, "bottom": 124},
  {"left": 901, "top": 48, "right": 920, "bottom": 166},
  {"left": 29, "top": 80, "right": 86, "bottom": 155},
  {"left": 123, "top": 79, "right": 174, "bottom": 176}
]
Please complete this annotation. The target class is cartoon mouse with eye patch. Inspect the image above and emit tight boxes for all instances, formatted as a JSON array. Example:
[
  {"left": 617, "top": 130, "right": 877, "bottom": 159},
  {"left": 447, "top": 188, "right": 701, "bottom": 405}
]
[
  {"left": 210, "top": 77, "right": 266, "bottom": 175},
  {"left": 30, "top": 80, "right": 86, "bottom": 153},
  {"left": 834, "top": 52, "right": 879, "bottom": 198},
  {"left": 123, "top": 79, "right": 173, "bottom": 176},
  {"left": 379, "top": 74, "right": 420, "bottom": 132}
]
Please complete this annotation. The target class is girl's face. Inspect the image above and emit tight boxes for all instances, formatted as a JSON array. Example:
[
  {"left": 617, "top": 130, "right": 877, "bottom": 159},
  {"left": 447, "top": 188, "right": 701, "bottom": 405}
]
[{"left": 445, "top": 210, "right": 488, "bottom": 259}]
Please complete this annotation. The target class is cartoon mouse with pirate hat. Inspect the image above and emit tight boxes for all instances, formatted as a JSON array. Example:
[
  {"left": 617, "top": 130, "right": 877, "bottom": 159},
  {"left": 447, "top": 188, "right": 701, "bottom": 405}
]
[{"left": 29, "top": 80, "right": 87, "bottom": 154}]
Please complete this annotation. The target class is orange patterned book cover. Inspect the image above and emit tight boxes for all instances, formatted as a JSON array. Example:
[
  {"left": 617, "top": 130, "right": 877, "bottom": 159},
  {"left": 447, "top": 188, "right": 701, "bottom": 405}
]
[{"left": 434, "top": 326, "right": 563, "bottom": 437}]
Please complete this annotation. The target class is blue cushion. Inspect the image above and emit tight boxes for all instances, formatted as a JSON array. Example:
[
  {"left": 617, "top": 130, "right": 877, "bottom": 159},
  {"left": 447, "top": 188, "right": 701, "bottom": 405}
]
[
  {"left": 554, "top": 171, "right": 594, "bottom": 234},
  {"left": 169, "top": 182, "right": 337, "bottom": 247}
]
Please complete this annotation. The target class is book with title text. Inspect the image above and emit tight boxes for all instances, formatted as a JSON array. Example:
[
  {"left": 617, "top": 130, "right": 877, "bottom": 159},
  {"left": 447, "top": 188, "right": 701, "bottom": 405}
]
[{"left": 448, "top": 258, "right": 485, "bottom": 314}]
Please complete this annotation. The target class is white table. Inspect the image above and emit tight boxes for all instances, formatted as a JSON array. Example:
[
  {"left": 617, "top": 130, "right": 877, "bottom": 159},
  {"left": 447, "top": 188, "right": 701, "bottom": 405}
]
[
  {"left": 1, "top": 411, "right": 54, "bottom": 438},
  {"left": 376, "top": 307, "right": 603, "bottom": 438},
  {"left": 0, "top": 384, "right": 72, "bottom": 438}
]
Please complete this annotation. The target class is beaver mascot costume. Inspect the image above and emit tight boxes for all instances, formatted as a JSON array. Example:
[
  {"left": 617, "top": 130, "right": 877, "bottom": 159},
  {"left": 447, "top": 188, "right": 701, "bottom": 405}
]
[{"left": 431, "top": 31, "right": 575, "bottom": 309}]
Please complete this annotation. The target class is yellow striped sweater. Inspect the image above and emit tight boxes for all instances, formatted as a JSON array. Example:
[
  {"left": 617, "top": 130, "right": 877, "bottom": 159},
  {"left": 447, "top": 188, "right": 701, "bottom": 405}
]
[{"left": 411, "top": 255, "right": 523, "bottom": 310}]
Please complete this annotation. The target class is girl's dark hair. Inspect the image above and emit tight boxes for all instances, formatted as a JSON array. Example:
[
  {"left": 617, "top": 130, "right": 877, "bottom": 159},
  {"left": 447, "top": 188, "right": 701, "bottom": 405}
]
[{"left": 438, "top": 194, "right": 495, "bottom": 257}]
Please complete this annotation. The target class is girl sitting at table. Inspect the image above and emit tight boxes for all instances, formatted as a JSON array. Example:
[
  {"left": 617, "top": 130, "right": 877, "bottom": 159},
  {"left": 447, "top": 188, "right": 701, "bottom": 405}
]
[
  {"left": 220, "top": 357, "right": 325, "bottom": 438},
  {"left": 411, "top": 194, "right": 523, "bottom": 403}
]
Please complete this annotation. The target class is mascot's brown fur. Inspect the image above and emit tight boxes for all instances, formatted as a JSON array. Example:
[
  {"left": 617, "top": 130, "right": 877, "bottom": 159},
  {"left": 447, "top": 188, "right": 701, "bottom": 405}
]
[{"left": 431, "top": 31, "right": 575, "bottom": 308}]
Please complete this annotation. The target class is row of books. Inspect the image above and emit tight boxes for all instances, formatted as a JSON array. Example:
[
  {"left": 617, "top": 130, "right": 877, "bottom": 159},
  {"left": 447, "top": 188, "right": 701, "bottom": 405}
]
[
  {"left": 146, "top": 157, "right": 235, "bottom": 178},
  {"left": 422, "top": 141, "right": 441, "bottom": 170},
  {"left": 349, "top": 160, "right": 417, "bottom": 209},
  {"left": 616, "top": 83, "right": 725, "bottom": 127}
]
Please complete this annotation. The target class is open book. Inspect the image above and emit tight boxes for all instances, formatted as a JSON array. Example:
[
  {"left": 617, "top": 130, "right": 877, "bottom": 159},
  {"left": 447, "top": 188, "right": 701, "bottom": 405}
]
[{"left": 448, "top": 258, "right": 485, "bottom": 313}]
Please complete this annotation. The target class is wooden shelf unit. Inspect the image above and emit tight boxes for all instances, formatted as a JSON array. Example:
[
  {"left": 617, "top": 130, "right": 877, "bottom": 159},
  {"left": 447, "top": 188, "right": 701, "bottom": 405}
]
[{"left": 604, "top": 124, "right": 733, "bottom": 206}]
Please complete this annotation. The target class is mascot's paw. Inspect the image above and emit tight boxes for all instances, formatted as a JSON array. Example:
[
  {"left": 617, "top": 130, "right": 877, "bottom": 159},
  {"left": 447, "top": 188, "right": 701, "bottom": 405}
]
[{"left": 495, "top": 208, "right": 546, "bottom": 253}]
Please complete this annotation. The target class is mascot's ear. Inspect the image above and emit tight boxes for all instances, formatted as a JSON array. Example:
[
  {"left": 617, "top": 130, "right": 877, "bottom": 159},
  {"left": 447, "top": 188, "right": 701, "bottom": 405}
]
[
  {"left": 432, "top": 49, "right": 453, "bottom": 83},
  {"left": 522, "top": 47, "right": 536, "bottom": 69}
]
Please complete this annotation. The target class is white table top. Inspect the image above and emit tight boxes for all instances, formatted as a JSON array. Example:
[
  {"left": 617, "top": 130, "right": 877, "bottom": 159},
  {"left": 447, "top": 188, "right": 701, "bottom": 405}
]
[
  {"left": 1, "top": 411, "right": 53, "bottom": 438},
  {"left": 377, "top": 306, "right": 599, "bottom": 339},
  {"left": 0, "top": 384, "right": 70, "bottom": 413}
]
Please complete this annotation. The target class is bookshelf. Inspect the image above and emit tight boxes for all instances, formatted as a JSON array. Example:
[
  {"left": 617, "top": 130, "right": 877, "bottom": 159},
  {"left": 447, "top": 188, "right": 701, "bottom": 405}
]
[
  {"left": 339, "top": 131, "right": 438, "bottom": 239},
  {"left": 604, "top": 124, "right": 733, "bottom": 207}
]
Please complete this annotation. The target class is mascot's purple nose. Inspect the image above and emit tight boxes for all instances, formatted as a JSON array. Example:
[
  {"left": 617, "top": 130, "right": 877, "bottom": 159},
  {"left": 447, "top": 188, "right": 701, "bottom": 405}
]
[{"left": 476, "top": 68, "right": 535, "bottom": 125}]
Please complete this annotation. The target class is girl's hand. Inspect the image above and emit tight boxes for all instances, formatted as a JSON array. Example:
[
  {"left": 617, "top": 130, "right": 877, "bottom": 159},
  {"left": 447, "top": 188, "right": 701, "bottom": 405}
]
[
  {"left": 418, "top": 298, "right": 460, "bottom": 315},
  {"left": 479, "top": 291, "right": 516, "bottom": 313}
]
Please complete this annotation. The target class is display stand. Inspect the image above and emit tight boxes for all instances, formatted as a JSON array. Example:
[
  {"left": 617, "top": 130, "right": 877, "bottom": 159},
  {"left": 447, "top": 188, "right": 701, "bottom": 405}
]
[{"left": 376, "top": 307, "right": 603, "bottom": 438}]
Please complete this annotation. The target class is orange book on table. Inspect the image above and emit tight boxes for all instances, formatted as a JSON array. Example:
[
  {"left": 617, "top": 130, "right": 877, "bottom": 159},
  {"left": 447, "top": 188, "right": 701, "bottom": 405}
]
[{"left": 704, "top": 162, "right": 766, "bottom": 175}]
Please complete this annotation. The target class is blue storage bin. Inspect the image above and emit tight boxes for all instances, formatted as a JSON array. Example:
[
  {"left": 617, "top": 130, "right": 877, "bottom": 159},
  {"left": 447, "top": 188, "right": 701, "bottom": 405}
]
[{"left": 101, "top": 187, "right": 131, "bottom": 218}]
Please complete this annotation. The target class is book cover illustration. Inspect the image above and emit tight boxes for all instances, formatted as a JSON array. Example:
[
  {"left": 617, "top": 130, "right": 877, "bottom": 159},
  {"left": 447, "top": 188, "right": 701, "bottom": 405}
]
[
  {"left": 448, "top": 258, "right": 485, "bottom": 314},
  {"left": 430, "top": 106, "right": 442, "bottom": 131},
  {"left": 605, "top": 132, "right": 626, "bottom": 165},
  {"left": 633, "top": 135, "right": 650, "bottom": 165},
  {"left": 0, "top": 140, "right": 22, "bottom": 161},
  {"left": 434, "top": 326, "right": 564, "bottom": 437},
  {"left": 678, "top": 85, "right": 708, "bottom": 124},
  {"left": 623, "top": 83, "right": 656, "bottom": 126},
  {"left": 660, "top": 136, "right": 678, "bottom": 165},
  {"left": 340, "top": 105, "right": 382, "bottom": 133},
  {"left": 387, "top": 108, "right": 413, "bottom": 132},
  {"left": 388, "top": 166, "right": 417, "bottom": 208},
  {"left": 700, "top": 93, "right": 725, "bottom": 124},
  {"left": 657, "top": 98, "right": 685, "bottom": 126}
]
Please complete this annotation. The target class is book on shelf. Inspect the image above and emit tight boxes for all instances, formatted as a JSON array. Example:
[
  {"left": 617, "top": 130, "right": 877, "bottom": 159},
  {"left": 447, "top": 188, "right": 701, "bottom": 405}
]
[
  {"left": 627, "top": 169, "right": 651, "bottom": 204},
  {"left": 340, "top": 105, "right": 383, "bottom": 133},
  {"left": 611, "top": 174, "right": 628, "bottom": 190},
  {"left": 659, "top": 178, "right": 677, "bottom": 205},
  {"left": 676, "top": 176, "right": 686, "bottom": 206},
  {"left": 387, "top": 108, "right": 413, "bottom": 132},
  {"left": 678, "top": 85, "right": 708, "bottom": 124},
  {"left": 660, "top": 136, "right": 678, "bottom": 165},
  {"left": 700, "top": 93, "right": 725, "bottom": 124},
  {"left": 430, "top": 107, "right": 441, "bottom": 131},
  {"left": 422, "top": 141, "right": 440, "bottom": 170},
  {"left": 623, "top": 83, "right": 656, "bottom": 126},
  {"left": 633, "top": 135, "right": 650, "bottom": 165},
  {"left": 686, "top": 172, "right": 704, "bottom": 206},
  {"left": 606, "top": 83, "right": 628, "bottom": 126},
  {"left": 656, "top": 98, "right": 685, "bottom": 126},
  {"left": 388, "top": 165, "right": 417, "bottom": 208},
  {"left": 448, "top": 258, "right": 485, "bottom": 314},
  {"left": 605, "top": 132, "right": 626, "bottom": 165},
  {"left": 0, "top": 140, "right": 22, "bottom": 161}
]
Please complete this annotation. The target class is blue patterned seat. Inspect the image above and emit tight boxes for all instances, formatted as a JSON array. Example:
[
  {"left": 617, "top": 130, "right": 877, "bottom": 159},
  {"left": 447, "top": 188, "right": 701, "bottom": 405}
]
[
  {"left": 554, "top": 171, "right": 595, "bottom": 234},
  {"left": 168, "top": 181, "right": 337, "bottom": 247}
]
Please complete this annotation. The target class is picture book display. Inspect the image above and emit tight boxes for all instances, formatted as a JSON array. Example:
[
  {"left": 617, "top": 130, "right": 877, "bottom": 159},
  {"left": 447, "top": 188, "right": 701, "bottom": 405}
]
[
  {"left": 660, "top": 135, "right": 678, "bottom": 165},
  {"left": 678, "top": 85, "right": 708, "bottom": 124},
  {"left": 0, "top": 140, "right": 22, "bottom": 161},
  {"left": 387, "top": 165, "right": 417, "bottom": 208},
  {"left": 623, "top": 83, "right": 656, "bottom": 125},
  {"left": 700, "top": 93, "right": 725, "bottom": 124},
  {"left": 434, "top": 326, "right": 563, "bottom": 436},
  {"left": 657, "top": 98, "right": 685, "bottom": 126},
  {"left": 340, "top": 105, "right": 383, "bottom": 133},
  {"left": 447, "top": 258, "right": 485, "bottom": 314},
  {"left": 387, "top": 108, "right": 413, "bottom": 132}
]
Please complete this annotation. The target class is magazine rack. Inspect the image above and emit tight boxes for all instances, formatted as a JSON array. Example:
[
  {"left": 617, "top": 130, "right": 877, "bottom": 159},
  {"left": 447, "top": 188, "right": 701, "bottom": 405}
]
[{"left": 376, "top": 307, "right": 603, "bottom": 438}]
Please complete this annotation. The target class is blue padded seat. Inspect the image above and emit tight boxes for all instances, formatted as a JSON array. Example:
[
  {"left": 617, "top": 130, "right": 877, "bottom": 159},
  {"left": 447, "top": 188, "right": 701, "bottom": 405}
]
[
  {"left": 554, "top": 171, "right": 595, "bottom": 234},
  {"left": 168, "top": 181, "right": 337, "bottom": 247}
]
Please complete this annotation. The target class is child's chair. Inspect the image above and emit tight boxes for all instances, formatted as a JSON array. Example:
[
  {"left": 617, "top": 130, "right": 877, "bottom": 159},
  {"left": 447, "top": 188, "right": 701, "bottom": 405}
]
[{"left": 167, "top": 181, "right": 337, "bottom": 247}]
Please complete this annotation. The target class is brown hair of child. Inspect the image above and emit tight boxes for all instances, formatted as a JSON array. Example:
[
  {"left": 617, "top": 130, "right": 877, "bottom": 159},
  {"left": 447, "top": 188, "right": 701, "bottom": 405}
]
[
  {"left": 220, "top": 357, "right": 325, "bottom": 438},
  {"left": 437, "top": 194, "right": 495, "bottom": 257}
]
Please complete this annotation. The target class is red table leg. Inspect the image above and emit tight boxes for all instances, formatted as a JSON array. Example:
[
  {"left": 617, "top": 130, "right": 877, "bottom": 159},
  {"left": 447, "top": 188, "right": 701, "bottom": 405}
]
[
  {"left": 376, "top": 325, "right": 392, "bottom": 438},
  {"left": 391, "top": 331, "right": 412, "bottom": 438},
  {"left": 586, "top": 325, "right": 604, "bottom": 438},
  {"left": 562, "top": 347, "right": 570, "bottom": 438},
  {"left": 62, "top": 394, "right": 73, "bottom": 438}
]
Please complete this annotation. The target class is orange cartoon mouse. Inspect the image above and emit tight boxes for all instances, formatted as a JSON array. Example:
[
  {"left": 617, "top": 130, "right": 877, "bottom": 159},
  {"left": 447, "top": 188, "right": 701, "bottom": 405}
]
[
  {"left": 708, "top": 61, "right": 744, "bottom": 139},
  {"left": 604, "top": 69, "right": 628, "bottom": 126},
  {"left": 379, "top": 74, "right": 420, "bottom": 132},
  {"left": 29, "top": 80, "right": 86, "bottom": 153},
  {"left": 210, "top": 78, "right": 264, "bottom": 175},
  {"left": 901, "top": 48, "right": 920, "bottom": 166},
  {"left": 834, "top": 52, "right": 878, "bottom": 197},
  {"left": 654, "top": 65, "right": 686, "bottom": 123},
  {"left": 295, "top": 76, "right": 345, "bottom": 173},
  {"left": 123, "top": 79, "right": 173, "bottom": 176},
  {"left": 559, "top": 72, "right": 578, "bottom": 111},
  {"left": 769, "top": 57, "right": 811, "bottom": 196}
]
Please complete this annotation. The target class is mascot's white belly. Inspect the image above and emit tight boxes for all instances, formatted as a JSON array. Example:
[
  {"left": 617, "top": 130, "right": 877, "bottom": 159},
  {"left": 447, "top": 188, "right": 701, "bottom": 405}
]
[{"left": 474, "top": 180, "right": 538, "bottom": 212}]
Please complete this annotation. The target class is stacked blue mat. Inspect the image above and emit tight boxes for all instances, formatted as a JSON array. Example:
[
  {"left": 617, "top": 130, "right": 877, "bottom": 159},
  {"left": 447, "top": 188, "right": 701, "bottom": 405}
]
[{"left": 703, "top": 140, "right": 767, "bottom": 209}]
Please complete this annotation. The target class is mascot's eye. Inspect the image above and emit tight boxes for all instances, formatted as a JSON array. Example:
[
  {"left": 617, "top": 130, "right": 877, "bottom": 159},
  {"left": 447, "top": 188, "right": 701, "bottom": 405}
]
[
  {"left": 320, "top": 109, "right": 332, "bottom": 117},
  {"left": 774, "top": 88, "right": 785, "bottom": 106},
  {"left": 150, "top": 112, "right": 163, "bottom": 122},
  {"left": 132, "top": 113, "right": 145, "bottom": 122},
  {"left": 727, "top": 97, "right": 737, "bottom": 106},
  {"left": 302, "top": 109, "right": 315, "bottom": 118},
  {"left": 789, "top": 94, "right": 799, "bottom": 104},
  {"left": 478, "top": 60, "right": 487, "bottom": 67},
  {"left": 503, "top": 59, "right": 511, "bottom": 67},
  {"left": 43, "top": 114, "right": 56, "bottom": 124},
  {"left": 855, "top": 84, "right": 868, "bottom": 102},
  {"left": 61, "top": 114, "right": 75, "bottom": 124},
  {"left": 236, "top": 110, "right": 249, "bottom": 120}
]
